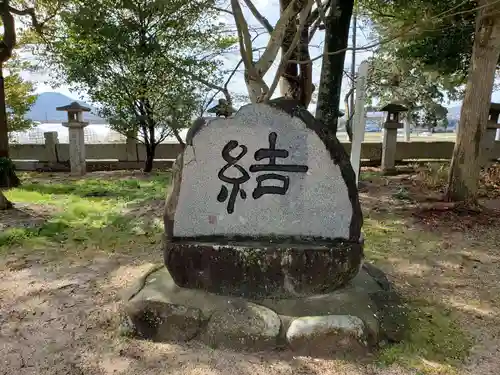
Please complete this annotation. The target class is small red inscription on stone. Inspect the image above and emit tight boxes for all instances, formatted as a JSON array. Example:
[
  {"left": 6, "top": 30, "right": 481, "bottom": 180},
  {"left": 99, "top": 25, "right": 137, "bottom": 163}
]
[{"left": 208, "top": 215, "right": 217, "bottom": 224}]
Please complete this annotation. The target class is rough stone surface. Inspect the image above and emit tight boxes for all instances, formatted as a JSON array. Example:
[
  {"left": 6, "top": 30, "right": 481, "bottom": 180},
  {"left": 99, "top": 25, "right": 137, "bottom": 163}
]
[
  {"left": 122, "top": 263, "right": 407, "bottom": 355},
  {"left": 286, "top": 315, "right": 368, "bottom": 356},
  {"left": 164, "top": 240, "right": 363, "bottom": 298},
  {"left": 125, "top": 300, "right": 203, "bottom": 342},
  {"left": 163, "top": 98, "right": 364, "bottom": 297},
  {"left": 167, "top": 98, "right": 362, "bottom": 241},
  {"left": 200, "top": 300, "right": 281, "bottom": 350},
  {"left": 256, "top": 269, "right": 382, "bottom": 343}
]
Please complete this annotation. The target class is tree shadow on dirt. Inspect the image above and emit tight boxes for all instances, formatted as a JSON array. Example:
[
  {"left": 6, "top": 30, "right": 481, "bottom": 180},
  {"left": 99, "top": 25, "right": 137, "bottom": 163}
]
[{"left": 2, "top": 168, "right": 500, "bottom": 374}]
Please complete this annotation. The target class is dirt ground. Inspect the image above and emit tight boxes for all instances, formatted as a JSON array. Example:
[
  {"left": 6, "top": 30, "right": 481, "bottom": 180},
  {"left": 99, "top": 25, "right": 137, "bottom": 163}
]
[{"left": 1, "top": 168, "right": 500, "bottom": 375}]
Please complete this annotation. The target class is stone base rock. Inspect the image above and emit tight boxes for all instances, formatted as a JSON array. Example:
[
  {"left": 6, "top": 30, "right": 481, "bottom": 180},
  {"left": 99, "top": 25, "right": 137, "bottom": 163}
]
[
  {"left": 122, "top": 263, "right": 407, "bottom": 356},
  {"left": 164, "top": 238, "right": 363, "bottom": 299},
  {"left": 286, "top": 315, "right": 368, "bottom": 357}
]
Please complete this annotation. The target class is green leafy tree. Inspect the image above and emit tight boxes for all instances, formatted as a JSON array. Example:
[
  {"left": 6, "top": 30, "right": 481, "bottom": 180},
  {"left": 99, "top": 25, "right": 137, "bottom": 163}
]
[
  {"left": 38, "top": 0, "right": 229, "bottom": 172},
  {"left": 362, "top": 0, "right": 500, "bottom": 203},
  {"left": 0, "top": 0, "right": 59, "bottom": 209},
  {"left": 0, "top": 58, "right": 37, "bottom": 209},
  {"left": 359, "top": 0, "right": 481, "bottom": 92},
  {"left": 447, "top": 0, "right": 500, "bottom": 203},
  {"left": 366, "top": 52, "right": 449, "bottom": 130},
  {"left": 5, "top": 55, "right": 37, "bottom": 133},
  {"left": 96, "top": 79, "right": 204, "bottom": 171}
]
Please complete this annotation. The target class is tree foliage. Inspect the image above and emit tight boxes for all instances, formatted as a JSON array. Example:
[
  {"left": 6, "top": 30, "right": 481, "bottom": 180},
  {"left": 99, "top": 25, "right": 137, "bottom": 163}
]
[
  {"left": 38, "top": 0, "right": 230, "bottom": 171},
  {"left": 366, "top": 51, "right": 449, "bottom": 129},
  {"left": 360, "top": 0, "right": 489, "bottom": 93},
  {"left": 5, "top": 54, "right": 37, "bottom": 133},
  {"left": 0, "top": 0, "right": 61, "bottom": 198},
  {"left": 446, "top": 0, "right": 500, "bottom": 203}
]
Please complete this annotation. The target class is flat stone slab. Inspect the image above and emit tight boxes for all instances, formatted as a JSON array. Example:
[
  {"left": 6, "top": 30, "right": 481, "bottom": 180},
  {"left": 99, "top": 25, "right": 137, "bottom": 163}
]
[{"left": 121, "top": 263, "right": 408, "bottom": 356}]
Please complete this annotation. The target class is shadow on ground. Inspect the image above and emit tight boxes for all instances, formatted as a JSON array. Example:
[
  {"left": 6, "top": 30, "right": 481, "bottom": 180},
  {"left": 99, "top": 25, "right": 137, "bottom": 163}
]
[{"left": 0, "top": 168, "right": 499, "bottom": 374}]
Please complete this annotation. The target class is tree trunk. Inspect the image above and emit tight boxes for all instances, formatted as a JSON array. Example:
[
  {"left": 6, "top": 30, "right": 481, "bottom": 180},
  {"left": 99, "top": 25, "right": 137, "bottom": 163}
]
[
  {"left": 144, "top": 151, "right": 154, "bottom": 172},
  {"left": 0, "top": 190, "right": 12, "bottom": 210},
  {"left": 446, "top": 1, "right": 500, "bottom": 203},
  {"left": 0, "top": 63, "right": 20, "bottom": 188},
  {"left": 143, "top": 143, "right": 156, "bottom": 173},
  {"left": 315, "top": 0, "right": 354, "bottom": 133},
  {"left": 279, "top": 0, "right": 300, "bottom": 99},
  {"left": 278, "top": 0, "right": 313, "bottom": 107},
  {"left": 0, "top": 65, "right": 8, "bottom": 159},
  {"left": 245, "top": 75, "right": 262, "bottom": 103}
]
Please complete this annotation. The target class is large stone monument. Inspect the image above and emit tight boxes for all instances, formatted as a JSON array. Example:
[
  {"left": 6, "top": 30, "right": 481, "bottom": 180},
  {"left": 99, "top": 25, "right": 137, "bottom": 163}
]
[{"left": 123, "top": 98, "right": 407, "bottom": 355}]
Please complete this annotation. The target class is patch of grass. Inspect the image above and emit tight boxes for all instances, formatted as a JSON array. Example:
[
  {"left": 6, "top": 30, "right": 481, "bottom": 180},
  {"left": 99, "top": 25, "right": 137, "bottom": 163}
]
[
  {"left": 18, "top": 172, "right": 170, "bottom": 202},
  {"left": 363, "top": 215, "right": 408, "bottom": 261},
  {"left": 0, "top": 172, "right": 169, "bottom": 252},
  {"left": 377, "top": 301, "right": 472, "bottom": 374},
  {"left": 360, "top": 169, "right": 382, "bottom": 181},
  {"left": 363, "top": 216, "right": 473, "bottom": 374},
  {"left": 392, "top": 187, "right": 412, "bottom": 201}
]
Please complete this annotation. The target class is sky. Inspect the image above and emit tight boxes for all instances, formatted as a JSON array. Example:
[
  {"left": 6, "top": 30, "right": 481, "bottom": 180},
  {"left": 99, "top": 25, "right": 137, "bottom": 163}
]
[{"left": 19, "top": 0, "right": 500, "bottom": 111}]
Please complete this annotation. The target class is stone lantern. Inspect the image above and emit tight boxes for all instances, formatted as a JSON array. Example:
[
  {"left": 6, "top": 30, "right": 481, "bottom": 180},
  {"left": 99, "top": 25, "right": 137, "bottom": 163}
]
[
  {"left": 481, "top": 103, "right": 500, "bottom": 166},
  {"left": 56, "top": 102, "right": 91, "bottom": 175},
  {"left": 380, "top": 103, "right": 408, "bottom": 174},
  {"left": 207, "top": 98, "right": 236, "bottom": 118}
]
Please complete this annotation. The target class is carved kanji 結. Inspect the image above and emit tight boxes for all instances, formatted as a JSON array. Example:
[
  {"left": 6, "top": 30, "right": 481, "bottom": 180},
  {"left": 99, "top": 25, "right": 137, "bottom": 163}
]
[{"left": 217, "top": 132, "right": 308, "bottom": 214}]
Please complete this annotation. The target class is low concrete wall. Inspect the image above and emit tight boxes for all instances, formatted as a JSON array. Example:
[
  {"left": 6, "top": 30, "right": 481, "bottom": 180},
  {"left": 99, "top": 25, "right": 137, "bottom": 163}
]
[{"left": 9, "top": 133, "right": 500, "bottom": 172}]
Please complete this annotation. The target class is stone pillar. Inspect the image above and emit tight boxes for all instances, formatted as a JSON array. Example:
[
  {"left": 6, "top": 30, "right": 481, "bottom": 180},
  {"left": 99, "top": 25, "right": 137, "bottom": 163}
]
[
  {"left": 124, "top": 134, "right": 138, "bottom": 162},
  {"left": 380, "top": 103, "right": 408, "bottom": 175},
  {"left": 350, "top": 60, "right": 369, "bottom": 186},
  {"left": 56, "top": 102, "right": 91, "bottom": 176},
  {"left": 64, "top": 122, "right": 88, "bottom": 175},
  {"left": 382, "top": 122, "right": 403, "bottom": 174},
  {"left": 43, "top": 132, "right": 59, "bottom": 163},
  {"left": 403, "top": 118, "right": 411, "bottom": 142},
  {"left": 481, "top": 103, "right": 500, "bottom": 167}
]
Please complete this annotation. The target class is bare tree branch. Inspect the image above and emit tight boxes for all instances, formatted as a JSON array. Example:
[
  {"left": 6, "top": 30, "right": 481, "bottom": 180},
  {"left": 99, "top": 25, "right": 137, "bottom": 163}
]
[
  {"left": 8, "top": 6, "right": 40, "bottom": 30},
  {"left": 211, "top": 6, "right": 233, "bottom": 15},
  {"left": 314, "top": 0, "right": 328, "bottom": 30},
  {"left": 170, "top": 65, "right": 232, "bottom": 104},
  {"left": 9, "top": 0, "right": 64, "bottom": 34},
  {"left": 308, "top": 0, "right": 331, "bottom": 41},
  {"left": 254, "top": 0, "right": 302, "bottom": 75},
  {"left": 293, "top": 0, "right": 492, "bottom": 64},
  {"left": 290, "top": 30, "right": 405, "bottom": 64},
  {"left": 204, "top": 32, "right": 265, "bottom": 109},
  {"left": 264, "top": 1, "right": 314, "bottom": 101},
  {"left": 242, "top": 0, "right": 273, "bottom": 33},
  {"left": 343, "top": 69, "right": 354, "bottom": 81},
  {"left": 344, "top": 87, "right": 354, "bottom": 141},
  {"left": 231, "top": 0, "right": 254, "bottom": 71},
  {"left": 172, "top": 128, "right": 185, "bottom": 147}
]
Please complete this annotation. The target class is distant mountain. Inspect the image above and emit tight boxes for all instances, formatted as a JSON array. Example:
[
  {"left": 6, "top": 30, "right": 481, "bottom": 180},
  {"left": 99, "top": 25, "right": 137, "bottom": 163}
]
[{"left": 26, "top": 92, "right": 105, "bottom": 124}]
